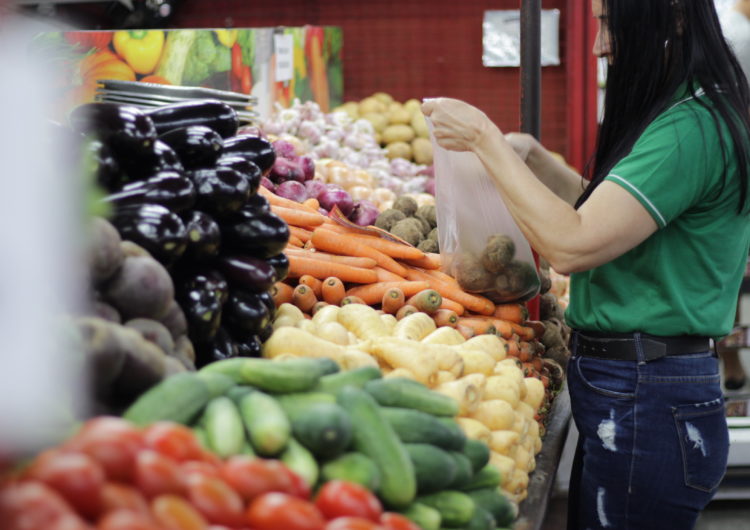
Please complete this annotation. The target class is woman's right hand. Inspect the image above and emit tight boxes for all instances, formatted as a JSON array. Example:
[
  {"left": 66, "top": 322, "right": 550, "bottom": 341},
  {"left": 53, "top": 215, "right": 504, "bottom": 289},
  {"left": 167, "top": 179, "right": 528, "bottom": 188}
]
[{"left": 504, "top": 132, "right": 539, "bottom": 163}]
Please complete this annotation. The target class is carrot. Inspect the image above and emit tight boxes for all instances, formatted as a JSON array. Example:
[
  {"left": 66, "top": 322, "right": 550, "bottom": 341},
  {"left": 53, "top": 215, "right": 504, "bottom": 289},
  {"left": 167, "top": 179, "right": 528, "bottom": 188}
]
[
  {"left": 321, "top": 277, "right": 346, "bottom": 306},
  {"left": 287, "top": 255, "right": 378, "bottom": 284},
  {"left": 423, "top": 268, "right": 459, "bottom": 285},
  {"left": 518, "top": 341, "right": 534, "bottom": 363},
  {"left": 396, "top": 304, "right": 419, "bottom": 320},
  {"left": 311, "top": 228, "right": 408, "bottom": 277},
  {"left": 285, "top": 248, "right": 377, "bottom": 269},
  {"left": 433, "top": 308, "right": 459, "bottom": 328},
  {"left": 345, "top": 281, "right": 430, "bottom": 306},
  {"left": 341, "top": 295, "right": 366, "bottom": 306},
  {"left": 288, "top": 235, "right": 304, "bottom": 247},
  {"left": 440, "top": 298, "right": 465, "bottom": 316},
  {"left": 292, "top": 284, "right": 317, "bottom": 313},
  {"left": 405, "top": 268, "right": 495, "bottom": 315},
  {"left": 525, "top": 320, "right": 546, "bottom": 339},
  {"left": 373, "top": 266, "right": 406, "bottom": 282},
  {"left": 289, "top": 226, "right": 313, "bottom": 243},
  {"left": 402, "top": 252, "right": 441, "bottom": 270},
  {"left": 381, "top": 287, "right": 406, "bottom": 315},
  {"left": 457, "top": 318, "right": 497, "bottom": 336},
  {"left": 299, "top": 275, "right": 323, "bottom": 299},
  {"left": 271, "top": 205, "right": 326, "bottom": 227},
  {"left": 511, "top": 322, "right": 536, "bottom": 342},
  {"left": 506, "top": 340, "right": 520, "bottom": 357},
  {"left": 456, "top": 324, "right": 476, "bottom": 340},
  {"left": 343, "top": 233, "right": 426, "bottom": 261},
  {"left": 258, "top": 186, "right": 319, "bottom": 213},
  {"left": 406, "top": 289, "right": 443, "bottom": 314},
  {"left": 271, "top": 282, "right": 294, "bottom": 307},
  {"left": 303, "top": 197, "right": 320, "bottom": 211},
  {"left": 493, "top": 303, "right": 529, "bottom": 324}
]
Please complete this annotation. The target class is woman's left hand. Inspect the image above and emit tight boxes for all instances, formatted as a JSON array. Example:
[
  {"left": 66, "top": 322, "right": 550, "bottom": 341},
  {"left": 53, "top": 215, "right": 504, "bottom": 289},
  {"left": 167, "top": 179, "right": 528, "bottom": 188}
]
[{"left": 421, "top": 97, "right": 497, "bottom": 152}]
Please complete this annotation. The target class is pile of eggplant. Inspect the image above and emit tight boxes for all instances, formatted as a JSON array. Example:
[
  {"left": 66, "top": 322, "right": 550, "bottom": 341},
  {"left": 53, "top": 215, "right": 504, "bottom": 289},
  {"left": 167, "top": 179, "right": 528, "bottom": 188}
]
[{"left": 72, "top": 99, "right": 289, "bottom": 367}]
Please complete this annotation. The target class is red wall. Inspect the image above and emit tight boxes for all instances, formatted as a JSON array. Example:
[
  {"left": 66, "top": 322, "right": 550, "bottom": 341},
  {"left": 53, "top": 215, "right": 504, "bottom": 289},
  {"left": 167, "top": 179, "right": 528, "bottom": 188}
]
[{"left": 172, "top": 0, "right": 572, "bottom": 157}]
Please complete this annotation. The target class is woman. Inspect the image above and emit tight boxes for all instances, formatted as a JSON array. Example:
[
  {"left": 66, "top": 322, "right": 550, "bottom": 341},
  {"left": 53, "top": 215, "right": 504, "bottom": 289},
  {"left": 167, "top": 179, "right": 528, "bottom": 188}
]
[{"left": 423, "top": 0, "right": 750, "bottom": 529}]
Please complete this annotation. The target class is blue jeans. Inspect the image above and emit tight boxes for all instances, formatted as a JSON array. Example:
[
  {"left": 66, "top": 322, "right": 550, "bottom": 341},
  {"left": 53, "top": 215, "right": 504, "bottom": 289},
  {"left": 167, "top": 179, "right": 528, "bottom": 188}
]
[{"left": 566, "top": 332, "right": 729, "bottom": 530}]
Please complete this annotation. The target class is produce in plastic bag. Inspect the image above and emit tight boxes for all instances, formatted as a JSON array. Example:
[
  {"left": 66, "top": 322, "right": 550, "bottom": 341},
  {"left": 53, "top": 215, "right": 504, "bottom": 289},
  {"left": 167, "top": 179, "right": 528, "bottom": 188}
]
[{"left": 428, "top": 118, "right": 540, "bottom": 303}]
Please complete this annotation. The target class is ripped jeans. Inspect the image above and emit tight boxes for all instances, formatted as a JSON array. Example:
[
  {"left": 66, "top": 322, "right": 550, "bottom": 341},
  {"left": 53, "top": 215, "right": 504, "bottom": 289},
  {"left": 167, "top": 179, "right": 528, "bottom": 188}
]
[{"left": 566, "top": 333, "right": 729, "bottom": 530}]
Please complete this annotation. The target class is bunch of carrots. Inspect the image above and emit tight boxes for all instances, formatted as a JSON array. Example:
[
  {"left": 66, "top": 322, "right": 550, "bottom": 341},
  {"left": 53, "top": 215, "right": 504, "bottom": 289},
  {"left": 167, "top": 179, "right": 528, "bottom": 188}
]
[{"left": 261, "top": 186, "right": 544, "bottom": 370}]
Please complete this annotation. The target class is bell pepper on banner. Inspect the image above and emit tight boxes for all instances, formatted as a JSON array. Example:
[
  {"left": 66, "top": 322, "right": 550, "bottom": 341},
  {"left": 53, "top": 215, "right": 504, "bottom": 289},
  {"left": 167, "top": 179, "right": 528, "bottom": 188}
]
[{"left": 113, "top": 30, "right": 166, "bottom": 75}]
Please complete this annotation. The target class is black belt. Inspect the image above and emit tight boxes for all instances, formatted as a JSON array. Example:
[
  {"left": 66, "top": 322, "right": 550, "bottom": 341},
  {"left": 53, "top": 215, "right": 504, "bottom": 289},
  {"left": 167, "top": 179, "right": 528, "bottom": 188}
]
[{"left": 572, "top": 330, "right": 712, "bottom": 361}]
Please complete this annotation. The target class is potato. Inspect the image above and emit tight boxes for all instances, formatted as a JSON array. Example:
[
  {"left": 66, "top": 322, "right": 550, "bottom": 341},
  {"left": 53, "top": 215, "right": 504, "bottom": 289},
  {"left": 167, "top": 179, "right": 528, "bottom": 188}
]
[
  {"left": 362, "top": 112, "right": 389, "bottom": 133},
  {"left": 411, "top": 112, "right": 430, "bottom": 138},
  {"left": 88, "top": 217, "right": 123, "bottom": 285},
  {"left": 125, "top": 318, "right": 174, "bottom": 356},
  {"left": 388, "top": 107, "right": 412, "bottom": 125},
  {"left": 336, "top": 101, "right": 360, "bottom": 120},
  {"left": 403, "top": 98, "right": 422, "bottom": 116},
  {"left": 372, "top": 91, "right": 394, "bottom": 105},
  {"left": 382, "top": 124, "right": 416, "bottom": 144},
  {"left": 359, "top": 96, "right": 386, "bottom": 115},
  {"left": 386, "top": 141, "right": 413, "bottom": 160},
  {"left": 103, "top": 256, "right": 175, "bottom": 320},
  {"left": 412, "top": 137, "right": 433, "bottom": 165}
]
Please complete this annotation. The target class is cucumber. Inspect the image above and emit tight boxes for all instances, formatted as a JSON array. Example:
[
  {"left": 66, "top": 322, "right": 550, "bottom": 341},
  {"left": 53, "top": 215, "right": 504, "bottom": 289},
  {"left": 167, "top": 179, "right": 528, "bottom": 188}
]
[
  {"left": 123, "top": 372, "right": 211, "bottom": 426},
  {"left": 321, "top": 453, "right": 382, "bottom": 491},
  {"left": 449, "top": 452, "right": 474, "bottom": 489},
  {"left": 201, "top": 396, "right": 245, "bottom": 458},
  {"left": 365, "top": 378, "right": 459, "bottom": 417},
  {"left": 465, "top": 488, "right": 517, "bottom": 528},
  {"left": 238, "top": 391, "right": 291, "bottom": 456},
  {"left": 418, "top": 491, "right": 476, "bottom": 527},
  {"left": 462, "top": 439, "right": 491, "bottom": 473},
  {"left": 290, "top": 402, "right": 353, "bottom": 459},
  {"left": 380, "top": 407, "right": 466, "bottom": 451},
  {"left": 225, "top": 385, "right": 255, "bottom": 403},
  {"left": 281, "top": 438, "right": 318, "bottom": 486},
  {"left": 436, "top": 418, "right": 468, "bottom": 450},
  {"left": 465, "top": 506, "right": 496, "bottom": 530},
  {"left": 315, "top": 366, "right": 382, "bottom": 394},
  {"left": 398, "top": 502, "right": 442, "bottom": 530},
  {"left": 463, "top": 464, "right": 502, "bottom": 491},
  {"left": 240, "top": 440, "right": 255, "bottom": 456},
  {"left": 275, "top": 392, "right": 336, "bottom": 419},
  {"left": 200, "top": 357, "right": 333, "bottom": 392},
  {"left": 337, "top": 386, "right": 416, "bottom": 508},
  {"left": 196, "top": 372, "right": 237, "bottom": 397},
  {"left": 404, "top": 444, "right": 457, "bottom": 494}
]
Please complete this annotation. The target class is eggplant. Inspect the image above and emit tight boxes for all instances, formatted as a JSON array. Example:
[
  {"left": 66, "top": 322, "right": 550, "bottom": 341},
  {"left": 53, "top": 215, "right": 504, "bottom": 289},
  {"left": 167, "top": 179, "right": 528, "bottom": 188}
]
[
  {"left": 266, "top": 253, "right": 289, "bottom": 283},
  {"left": 112, "top": 204, "right": 188, "bottom": 267},
  {"left": 159, "top": 125, "right": 223, "bottom": 170},
  {"left": 255, "top": 290, "right": 276, "bottom": 319},
  {"left": 195, "top": 327, "right": 238, "bottom": 368},
  {"left": 176, "top": 270, "right": 227, "bottom": 344},
  {"left": 223, "top": 289, "right": 271, "bottom": 337},
  {"left": 115, "top": 139, "right": 185, "bottom": 181},
  {"left": 221, "top": 211, "right": 289, "bottom": 259},
  {"left": 257, "top": 323, "right": 274, "bottom": 343},
  {"left": 189, "top": 167, "right": 250, "bottom": 218},
  {"left": 86, "top": 139, "right": 124, "bottom": 192},
  {"left": 243, "top": 193, "right": 271, "bottom": 215},
  {"left": 103, "top": 172, "right": 196, "bottom": 213},
  {"left": 218, "top": 255, "right": 277, "bottom": 293},
  {"left": 182, "top": 210, "right": 221, "bottom": 261},
  {"left": 234, "top": 334, "right": 262, "bottom": 357},
  {"left": 145, "top": 99, "right": 239, "bottom": 138},
  {"left": 221, "top": 135, "right": 276, "bottom": 175},
  {"left": 70, "top": 103, "right": 156, "bottom": 152},
  {"left": 216, "top": 155, "right": 262, "bottom": 195}
]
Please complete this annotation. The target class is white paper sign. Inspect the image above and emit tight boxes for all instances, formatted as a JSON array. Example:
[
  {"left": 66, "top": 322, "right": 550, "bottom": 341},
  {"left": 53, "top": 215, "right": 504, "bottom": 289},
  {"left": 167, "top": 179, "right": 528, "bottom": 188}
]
[
  {"left": 482, "top": 10, "right": 561, "bottom": 67},
  {"left": 274, "top": 33, "right": 294, "bottom": 82}
]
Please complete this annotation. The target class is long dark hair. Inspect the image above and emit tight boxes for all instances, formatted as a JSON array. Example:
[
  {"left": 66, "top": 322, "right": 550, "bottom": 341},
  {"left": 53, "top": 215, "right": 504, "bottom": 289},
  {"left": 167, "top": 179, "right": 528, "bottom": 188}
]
[{"left": 576, "top": 0, "right": 750, "bottom": 214}]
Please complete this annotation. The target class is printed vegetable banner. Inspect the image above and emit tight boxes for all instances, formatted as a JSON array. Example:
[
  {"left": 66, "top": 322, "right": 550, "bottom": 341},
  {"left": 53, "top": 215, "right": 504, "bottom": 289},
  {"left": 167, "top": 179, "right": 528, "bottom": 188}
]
[{"left": 31, "top": 26, "right": 343, "bottom": 119}]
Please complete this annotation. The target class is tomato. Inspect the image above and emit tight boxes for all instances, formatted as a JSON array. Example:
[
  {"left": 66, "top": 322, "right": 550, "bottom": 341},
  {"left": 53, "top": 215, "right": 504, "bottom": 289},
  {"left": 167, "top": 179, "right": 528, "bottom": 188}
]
[
  {"left": 25, "top": 451, "right": 105, "bottom": 520},
  {"left": 240, "top": 65, "right": 252, "bottom": 95},
  {"left": 325, "top": 517, "right": 383, "bottom": 530},
  {"left": 100, "top": 483, "right": 150, "bottom": 517},
  {"left": 231, "top": 43, "right": 243, "bottom": 78},
  {"left": 180, "top": 461, "right": 221, "bottom": 484},
  {"left": 314, "top": 481, "right": 382, "bottom": 522},
  {"left": 134, "top": 450, "right": 185, "bottom": 498},
  {"left": 67, "top": 417, "right": 143, "bottom": 482},
  {"left": 151, "top": 494, "right": 208, "bottom": 530},
  {"left": 186, "top": 475, "right": 245, "bottom": 527},
  {"left": 282, "top": 467, "right": 311, "bottom": 500},
  {"left": 0, "top": 481, "right": 80, "bottom": 529},
  {"left": 379, "top": 513, "right": 421, "bottom": 530},
  {"left": 246, "top": 492, "right": 325, "bottom": 530},
  {"left": 220, "top": 457, "right": 294, "bottom": 501},
  {"left": 98, "top": 509, "right": 160, "bottom": 530},
  {"left": 143, "top": 423, "right": 203, "bottom": 463}
]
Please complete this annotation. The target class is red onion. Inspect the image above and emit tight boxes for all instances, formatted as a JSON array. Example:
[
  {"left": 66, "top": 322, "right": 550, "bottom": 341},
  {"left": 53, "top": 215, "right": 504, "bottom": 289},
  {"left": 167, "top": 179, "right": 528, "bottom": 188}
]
[
  {"left": 300, "top": 156, "right": 316, "bottom": 181},
  {"left": 272, "top": 139, "right": 297, "bottom": 159},
  {"left": 417, "top": 165, "right": 435, "bottom": 177},
  {"left": 269, "top": 157, "right": 304, "bottom": 183},
  {"left": 350, "top": 199, "right": 380, "bottom": 226},
  {"left": 318, "top": 186, "right": 354, "bottom": 216},
  {"left": 260, "top": 176, "right": 276, "bottom": 192},
  {"left": 275, "top": 180, "right": 308, "bottom": 203},
  {"left": 304, "top": 179, "right": 327, "bottom": 200}
]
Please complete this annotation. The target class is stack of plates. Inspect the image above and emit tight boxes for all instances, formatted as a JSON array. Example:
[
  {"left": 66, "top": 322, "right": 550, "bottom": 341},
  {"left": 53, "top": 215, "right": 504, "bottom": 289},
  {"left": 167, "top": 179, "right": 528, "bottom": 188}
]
[{"left": 95, "top": 79, "right": 259, "bottom": 124}]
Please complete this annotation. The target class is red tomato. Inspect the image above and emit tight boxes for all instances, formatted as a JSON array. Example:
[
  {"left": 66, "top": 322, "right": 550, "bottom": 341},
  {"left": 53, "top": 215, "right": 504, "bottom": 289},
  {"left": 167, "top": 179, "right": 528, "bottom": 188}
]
[
  {"left": 143, "top": 423, "right": 203, "bottom": 463},
  {"left": 314, "top": 481, "right": 382, "bottom": 522},
  {"left": 151, "top": 494, "right": 208, "bottom": 530},
  {"left": 134, "top": 450, "right": 185, "bottom": 498},
  {"left": 0, "top": 481, "right": 79, "bottom": 529},
  {"left": 325, "top": 517, "right": 383, "bottom": 530},
  {"left": 220, "top": 457, "right": 294, "bottom": 501},
  {"left": 280, "top": 467, "right": 311, "bottom": 500},
  {"left": 98, "top": 509, "right": 160, "bottom": 530},
  {"left": 186, "top": 475, "right": 245, "bottom": 527},
  {"left": 180, "top": 461, "right": 221, "bottom": 484},
  {"left": 379, "top": 513, "right": 421, "bottom": 530},
  {"left": 25, "top": 451, "right": 105, "bottom": 520},
  {"left": 246, "top": 492, "right": 325, "bottom": 530},
  {"left": 67, "top": 417, "right": 143, "bottom": 482},
  {"left": 100, "top": 482, "right": 150, "bottom": 517}
]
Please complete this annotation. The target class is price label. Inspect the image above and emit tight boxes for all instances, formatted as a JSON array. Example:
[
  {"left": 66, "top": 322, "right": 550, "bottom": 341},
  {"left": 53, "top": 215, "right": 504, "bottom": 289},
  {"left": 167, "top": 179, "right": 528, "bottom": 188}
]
[{"left": 274, "top": 33, "right": 294, "bottom": 82}]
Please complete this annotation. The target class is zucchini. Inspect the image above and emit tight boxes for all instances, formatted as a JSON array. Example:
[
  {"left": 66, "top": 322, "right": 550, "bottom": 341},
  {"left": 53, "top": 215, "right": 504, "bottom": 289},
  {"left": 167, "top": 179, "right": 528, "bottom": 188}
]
[
  {"left": 337, "top": 387, "right": 416, "bottom": 508},
  {"left": 398, "top": 502, "right": 442, "bottom": 530},
  {"left": 201, "top": 396, "right": 245, "bottom": 458},
  {"left": 365, "top": 378, "right": 459, "bottom": 417},
  {"left": 462, "top": 439, "right": 491, "bottom": 473},
  {"left": 289, "top": 402, "right": 353, "bottom": 459},
  {"left": 275, "top": 392, "right": 336, "bottom": 419},
  {"left": 200, "top": 357, "right": 332, "bottom": 392},
  {"left": 380, "top": 407, "right": 466, "bottom": 451},
  {"left": 465, "top": 488, "right": 517, "bottom": 528},
  {"left": 281, "top": 438, "right": 318, "bottom": 486},
  {"left": 238, "top": 391, "right": 290, "bottom": 456},
  {"left": 417, "top": 491, "right": 476, "bottom": 527},
  {"left": 315, "top": 366, "right": 382, "bottom": 394},
  {"left": 463, "top": 464, "right": 502, "bottom": 491},
  {"left": 321, "top": 453, "right": 382, "bottom": 491},
  {"left": 404, "top": 444, "right": 457, "bottom": 494},
  {"left": 123, "top": 372, "right": 211, "bottom": 426},
  {"left": 195, "top": 372, "right": 237, "bottom": 397},
  {"left": 449, "top": 452, "right": 474, "bottom": 489},
  {"left": 225, "top": 385, "right": 255, "bottom": 403},
  {"left": 465, "top": 506, "right": 496, "bottom": 530}
]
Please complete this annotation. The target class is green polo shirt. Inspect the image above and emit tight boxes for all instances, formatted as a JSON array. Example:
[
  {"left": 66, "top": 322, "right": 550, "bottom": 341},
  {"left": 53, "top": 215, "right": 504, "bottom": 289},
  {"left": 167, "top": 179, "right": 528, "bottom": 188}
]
[{"left": 567, "top": 88, "right": 750, "bottom": 338}]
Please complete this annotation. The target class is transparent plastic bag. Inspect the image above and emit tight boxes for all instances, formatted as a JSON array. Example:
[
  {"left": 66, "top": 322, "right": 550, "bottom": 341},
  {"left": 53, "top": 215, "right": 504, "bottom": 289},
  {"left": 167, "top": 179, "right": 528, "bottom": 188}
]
[{"left": 429, "top": 122, "right": 540, "bottom": 304}]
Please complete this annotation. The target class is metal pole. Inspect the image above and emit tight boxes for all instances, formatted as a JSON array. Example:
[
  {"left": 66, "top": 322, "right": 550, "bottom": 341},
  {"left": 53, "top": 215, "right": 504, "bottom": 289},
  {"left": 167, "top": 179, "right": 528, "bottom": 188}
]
[{"left": 520, "top": 0, "right": 541, "bottom": 140}]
